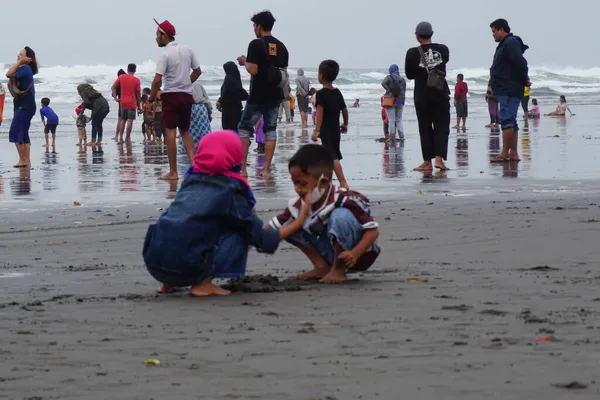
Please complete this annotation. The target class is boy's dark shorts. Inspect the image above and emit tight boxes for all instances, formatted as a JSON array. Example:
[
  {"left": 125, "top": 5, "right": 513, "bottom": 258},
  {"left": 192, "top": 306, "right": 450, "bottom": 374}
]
[
  {"left": 119, "top": 109, "right": 137, "bottom": 121},
  {"left": 44, "top": 124, "right": 58, "bottom": 134}
]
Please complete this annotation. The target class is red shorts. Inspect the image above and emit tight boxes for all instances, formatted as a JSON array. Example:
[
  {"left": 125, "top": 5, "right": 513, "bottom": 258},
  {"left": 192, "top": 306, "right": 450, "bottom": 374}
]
[{"left": 161, "top": 92, "right": 194, "bottom": 131}]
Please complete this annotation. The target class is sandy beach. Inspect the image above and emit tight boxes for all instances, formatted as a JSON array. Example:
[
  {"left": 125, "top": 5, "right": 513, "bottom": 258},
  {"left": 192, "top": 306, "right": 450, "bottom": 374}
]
[{"left": 2, "top": 187, "right": 600, "bottom": 399}]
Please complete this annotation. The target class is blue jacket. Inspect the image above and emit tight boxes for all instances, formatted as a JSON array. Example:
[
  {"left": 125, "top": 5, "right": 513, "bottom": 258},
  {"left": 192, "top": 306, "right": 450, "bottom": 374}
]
[
  {"left": 490, "top": 34, "right": 529, "bottom": 98},
  {"left": 143, "top": 173, "right": 280, "bottom": 283}
]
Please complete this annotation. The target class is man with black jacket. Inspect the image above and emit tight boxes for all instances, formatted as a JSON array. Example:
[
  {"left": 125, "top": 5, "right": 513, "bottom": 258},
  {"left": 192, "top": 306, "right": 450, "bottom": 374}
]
[
  {"left": 405, "top": 21, "right": 451, "bottom": 172},
  {"left": 488, "top": 18, "right": 530, "bottom": 163}
]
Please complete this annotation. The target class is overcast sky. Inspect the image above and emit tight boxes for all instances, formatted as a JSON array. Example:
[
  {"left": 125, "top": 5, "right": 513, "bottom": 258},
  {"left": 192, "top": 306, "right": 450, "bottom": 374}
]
[{"left": 0, "top": 0, "right": 593, "bottom": 70}]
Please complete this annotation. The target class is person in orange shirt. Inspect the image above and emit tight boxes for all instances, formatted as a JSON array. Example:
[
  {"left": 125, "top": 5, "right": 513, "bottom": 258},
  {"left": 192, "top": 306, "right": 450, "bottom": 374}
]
[{"left": 0, "top": 82, "right": 5, "bottom": 126}]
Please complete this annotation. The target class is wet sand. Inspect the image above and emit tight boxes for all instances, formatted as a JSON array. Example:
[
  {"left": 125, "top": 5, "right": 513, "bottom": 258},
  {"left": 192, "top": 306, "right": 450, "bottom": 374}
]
[
  {"left": 1, "top": 105, "right": 599, "bottom": 209},
  {"left": 2, "top": 190, "right": 600, "bottom": 399}
]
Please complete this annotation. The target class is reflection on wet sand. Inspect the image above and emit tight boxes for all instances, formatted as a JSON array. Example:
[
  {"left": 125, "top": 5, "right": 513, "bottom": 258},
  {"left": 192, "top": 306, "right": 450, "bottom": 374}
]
[{"left": 0, "top": 108, "right": 598, "bottom": 207}]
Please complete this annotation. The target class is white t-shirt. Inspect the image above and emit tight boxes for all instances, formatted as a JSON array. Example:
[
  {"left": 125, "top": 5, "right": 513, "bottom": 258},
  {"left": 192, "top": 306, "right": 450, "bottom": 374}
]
[{"left": 156, "top": 42, "right": 200, "bottom": 95}]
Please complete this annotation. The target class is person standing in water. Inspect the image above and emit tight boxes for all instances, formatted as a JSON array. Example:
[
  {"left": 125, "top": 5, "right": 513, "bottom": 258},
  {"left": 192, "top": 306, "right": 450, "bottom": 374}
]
[
  {"left": 522, "top": 86, "right": 530, "bottom": 117},
  {"left": 453, "top": 73, "right": 468, "bottom": 130},
  {"left": 112, "top": 63, "right": 142, "bottom": 144},
  {"left": 381, "top": 64, "right": 407, "bottom": 141},
  {"left": 112, "top": 68, "right": 125, "bottom": 141},
  {"left": 77, "top": 83, "right": 110, "bottom": 146},
  {"left": 217, "top": 61, "right": 248, "bottom": 132},
  {"left": 149, "top": 19, "right": 202, "bottom": 181},
  {"left": 405, "top": 21, "right": 451, "bottom": 171},
  {"left": 237, "top": 10, "right": 289, "bottom": 179},
  {"left": 488, "top": 18, "right": 529, "bottom": 163},
  {"left": 0, "top": 82, "right": 5, "bottom": 127},
  {"left": 40, "top": 97, "right": 60, "bottom": 148},
  {"left": 6, "top": 46, "right": 38, "bottom": 168},
  {"left": 296, "top": 68, "right": 311, "bottom": 127}
]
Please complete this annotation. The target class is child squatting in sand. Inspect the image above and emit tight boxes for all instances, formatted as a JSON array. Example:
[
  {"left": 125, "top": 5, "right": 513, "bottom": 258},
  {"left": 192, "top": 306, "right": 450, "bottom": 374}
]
[
  {"left": 143, "top": 130, "right": 314, "bottom": 297},
  {"left": 269, "top": 144, "right": 381, "bottom": 284}
]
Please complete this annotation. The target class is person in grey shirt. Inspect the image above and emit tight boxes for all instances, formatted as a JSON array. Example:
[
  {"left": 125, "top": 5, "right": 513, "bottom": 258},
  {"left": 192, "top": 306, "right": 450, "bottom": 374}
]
[
  {"left": 381, "top": 64, "right": 407, "bottom": 140},
  {"left": 296, "top": 68, "right": 311, "bottom": 127}
]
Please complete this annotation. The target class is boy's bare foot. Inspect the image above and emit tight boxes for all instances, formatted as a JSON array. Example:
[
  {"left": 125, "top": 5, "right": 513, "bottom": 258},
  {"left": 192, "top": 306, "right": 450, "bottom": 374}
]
[
  {"left": 42, "top": 144, "right": 48, "bottom": 147},
  {"left": 157, "top": 283, "right": 184, "bottom": 293},
  {"left": 294, "top": 268, "right": 328, "bottom": 280},
  {"left": 190, "top": 279, "right": 231, "bottom": 297},
  {"left": 319, "top": 267, "right": 347, "bottom": 284},
  {"left": 86, "top": 142, "right": 96, "bottom": 147},
  {"left": 159, "top": 173, "right": 178, "bottom": 181}
]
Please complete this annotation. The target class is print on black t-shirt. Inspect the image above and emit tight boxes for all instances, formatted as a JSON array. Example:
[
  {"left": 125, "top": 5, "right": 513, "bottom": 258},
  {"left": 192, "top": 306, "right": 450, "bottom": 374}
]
[
  {"left": 405, "top": 43, "right": 450, "bottom": 100},
  {"left": 246, "top": 36, "right": 289, "bottom": 105}
]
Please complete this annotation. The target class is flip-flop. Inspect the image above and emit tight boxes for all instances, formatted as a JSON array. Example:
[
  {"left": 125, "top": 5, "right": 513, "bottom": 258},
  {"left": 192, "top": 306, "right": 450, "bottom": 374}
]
[
  {"left": 508, "top": 158, "right": 521, "bottom": 162},
  {"left": 435, "top": 165, "right": 450, "bottom": 171},
  {"left": 490, "top": 156, "right": 509, "bottom": 163}
]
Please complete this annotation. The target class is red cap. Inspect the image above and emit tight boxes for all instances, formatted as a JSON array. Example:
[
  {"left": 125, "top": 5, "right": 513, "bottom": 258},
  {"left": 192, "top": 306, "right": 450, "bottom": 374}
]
[{"left": 154, "top": 18, "right": 176, "bottom": 37}]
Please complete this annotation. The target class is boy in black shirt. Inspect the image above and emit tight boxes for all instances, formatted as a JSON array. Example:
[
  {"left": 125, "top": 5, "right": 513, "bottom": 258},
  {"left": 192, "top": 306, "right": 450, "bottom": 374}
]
[{"left": 311, "top": 60, "right": 349, "bottom": 189}]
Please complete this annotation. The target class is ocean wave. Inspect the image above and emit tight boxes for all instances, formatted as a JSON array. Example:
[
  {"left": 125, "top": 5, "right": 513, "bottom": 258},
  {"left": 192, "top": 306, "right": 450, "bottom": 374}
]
[{"left": 2, "top": 61, "right": 600, "bottom": 105}]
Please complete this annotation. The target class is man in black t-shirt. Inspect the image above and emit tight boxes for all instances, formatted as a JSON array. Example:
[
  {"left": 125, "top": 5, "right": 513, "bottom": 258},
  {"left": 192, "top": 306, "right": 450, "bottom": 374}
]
[
  {"left": 405, "top": 21, "right": 451, "bottom": 172},
  {"left": 237, "top": 10, "right": 289, "bottom": 178}
]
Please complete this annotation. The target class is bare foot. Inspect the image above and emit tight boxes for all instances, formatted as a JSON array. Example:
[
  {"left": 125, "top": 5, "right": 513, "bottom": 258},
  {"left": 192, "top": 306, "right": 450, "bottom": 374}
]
[
  {"left": 435, "top": 162, "right": 449, "bottom": 171},
  {"left": 190, "top": 281, "right": 231, "bottom": 297},
  {"left": 86, "top": 142, "right": 96, "bottom": 147},
  {"left": 159, "top": 173, "right": 179, "bottom": 181},
  {"left": 452, "top": 125, "right": 459, "bottom": 129},
  {"left": 42, "top": 144, "right": 48, "bottom": 148},
  {"left": 319, "top": 268, "right": 347, "bottom": 284},
  {"left": 294, "top": 268, "right": 329, "bottom": 280},
  {"left": 157, "top": 283, "right": 184, "bottom": 294},
  {"left": 413, "top": 162, "right": 433, "bottom": 172},
  {"left": 261, "top": 168, "right": 271, "bottom": 179}
]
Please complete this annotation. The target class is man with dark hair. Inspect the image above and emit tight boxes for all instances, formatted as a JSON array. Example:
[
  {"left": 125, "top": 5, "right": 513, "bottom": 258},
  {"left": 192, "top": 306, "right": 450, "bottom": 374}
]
[
  {"left": 112, "top": 63, "right": 141, "bottom": 144},
  {"left": 149, "top": 19, "right": 202, "bottom": 181},
  {"left": 237, "top": 10, "right": 289, "bottom": 179},
  {"left": 488, "top": 18, "right": 530, "bottom": 163},
  {"left": 405, "top": 21, "right": 451, "bottom": 172}
]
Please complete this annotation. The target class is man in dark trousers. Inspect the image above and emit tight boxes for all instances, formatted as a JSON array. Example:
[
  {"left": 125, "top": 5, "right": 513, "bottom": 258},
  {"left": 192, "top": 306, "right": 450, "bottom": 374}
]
[
  {"left": 488, "top": 18, "right": 530, "bottom": 163},
  {"left": 405, "top": 21, "right": 450, "bottom": 172}
]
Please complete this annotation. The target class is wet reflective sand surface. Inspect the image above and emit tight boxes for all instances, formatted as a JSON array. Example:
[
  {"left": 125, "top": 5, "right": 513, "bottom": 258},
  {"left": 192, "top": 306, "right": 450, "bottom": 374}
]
[{"left": 1, "top": 104, "right": 599, "bottom": 210}]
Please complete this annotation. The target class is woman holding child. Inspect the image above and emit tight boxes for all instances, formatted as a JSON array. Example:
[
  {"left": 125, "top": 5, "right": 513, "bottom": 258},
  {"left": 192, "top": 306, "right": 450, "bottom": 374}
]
[
  {"left": 5, "top": 46, "right": 38, "bottom": 168},
  {"left": 77, "top": 83, "right": 110, "bottom": 146}
]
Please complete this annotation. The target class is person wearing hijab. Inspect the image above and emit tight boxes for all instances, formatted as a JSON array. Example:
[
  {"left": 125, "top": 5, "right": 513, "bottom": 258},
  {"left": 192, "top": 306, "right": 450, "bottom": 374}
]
[
  {"left": 381, "top": 64, "right": 407, "bottom": 141},
  {"left": 77, "top": 83, "right": 110, "bottom": 146},
  {"left": 217, "top": 61, "right": 248, "bottom": 132},
  {"left": 185, "top": 81, "right": 213, "bottom": 153},
  {"left": 295, "top": 68, "right": 311, "bottom": 127},
  {"left": 143, "top": 130, "right": 312, "bottom": 297}
]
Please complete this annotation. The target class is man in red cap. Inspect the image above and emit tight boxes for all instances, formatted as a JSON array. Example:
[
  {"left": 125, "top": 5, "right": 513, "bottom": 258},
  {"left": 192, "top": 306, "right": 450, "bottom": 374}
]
[{"left": 149, "top": 19, "right": 202, "bottom": 181}]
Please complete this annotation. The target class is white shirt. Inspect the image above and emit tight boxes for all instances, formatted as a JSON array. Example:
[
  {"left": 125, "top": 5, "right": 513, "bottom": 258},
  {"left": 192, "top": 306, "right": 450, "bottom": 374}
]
[{"left": 155, "top": 42, "right": 200, "bottom": 94}]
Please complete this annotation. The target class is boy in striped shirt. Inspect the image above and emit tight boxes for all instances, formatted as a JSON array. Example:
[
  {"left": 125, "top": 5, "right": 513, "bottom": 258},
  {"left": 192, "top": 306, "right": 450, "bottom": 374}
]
[{"left": 269, "top": 144, "right": 380, "bottom": 283}]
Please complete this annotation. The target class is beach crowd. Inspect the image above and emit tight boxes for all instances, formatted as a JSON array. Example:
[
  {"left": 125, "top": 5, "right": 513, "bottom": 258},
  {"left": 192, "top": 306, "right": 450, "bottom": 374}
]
[{"left": 1, "top": 12, "right": 578, "bottom": 295}]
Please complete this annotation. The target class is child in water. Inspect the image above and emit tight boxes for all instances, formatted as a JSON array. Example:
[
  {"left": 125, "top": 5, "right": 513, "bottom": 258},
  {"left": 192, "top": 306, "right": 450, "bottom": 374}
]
[
  {"left": 545, "top": 95, "right": 575, "bottom": 117},
  {"left": 143, "top": 130, "right": 313, "bottom": 296},
  {"left": 269, "top": 144, "right": 380, "bottom": 284},
  {"left": 40, "top": 98, "right": 60, "bottom": 148},
  {"left": 75, "top": 102, "right": 90, "bottom": 148},
  {"left": 353, "top": 99, "right": 360, "bottom": 108},
  {"left": 254, "top": 116, "right": 265, "bottom": 154},
  {"left": 528, "top": 98, "right": 540, "bottom": 119},
  {"left": 381, "top": 96, "right": 389, "bottom": 141},
  {"left": 312, "top": 59, "right": 349, "bottom": 190}
]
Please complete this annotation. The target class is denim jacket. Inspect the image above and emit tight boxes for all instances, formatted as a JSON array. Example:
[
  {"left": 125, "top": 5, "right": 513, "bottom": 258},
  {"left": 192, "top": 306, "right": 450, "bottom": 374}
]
[
  {"left": 490, "top": 34, "right": 529, "bottom": 98},
  {"left": 143, "top": 173, "right": 280, "bottom": 273}
]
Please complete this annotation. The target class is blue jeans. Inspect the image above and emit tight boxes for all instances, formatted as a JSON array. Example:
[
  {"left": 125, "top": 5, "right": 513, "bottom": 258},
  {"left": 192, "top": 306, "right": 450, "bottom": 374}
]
[
  {"left": 387, "top": 104, "right": 404, "bottom": 139},
  {"left": 497, "top": 96, "right": 521, "bottom": 132},
  {"left": 287, "top": 208, "right": 366, "bottom": 266},
  {"left": 237, "top": 103, "right": 279, "bottom": 141}
]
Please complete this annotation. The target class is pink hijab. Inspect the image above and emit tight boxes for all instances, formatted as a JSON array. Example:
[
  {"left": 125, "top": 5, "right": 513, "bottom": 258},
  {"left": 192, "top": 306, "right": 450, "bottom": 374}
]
[{"left": 191, "top": 130, "right": 255, "bottom": 204}]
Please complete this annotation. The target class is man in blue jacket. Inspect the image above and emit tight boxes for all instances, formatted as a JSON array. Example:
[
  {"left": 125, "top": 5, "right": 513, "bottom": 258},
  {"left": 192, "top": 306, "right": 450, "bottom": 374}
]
[{"left": 489, "top": 18, "right": 530, "bottom": 163}]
